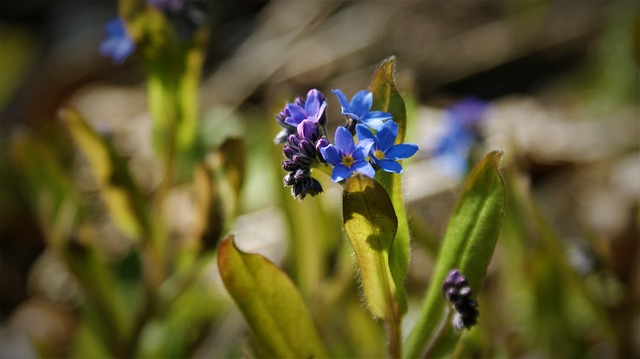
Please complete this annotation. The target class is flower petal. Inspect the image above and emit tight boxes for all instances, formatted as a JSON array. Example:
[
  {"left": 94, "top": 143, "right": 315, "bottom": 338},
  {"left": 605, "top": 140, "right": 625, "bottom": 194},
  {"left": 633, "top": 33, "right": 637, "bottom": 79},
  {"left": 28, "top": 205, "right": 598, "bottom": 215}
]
[
  {"left": 334, "top": 126, "right": 355, "bottom": 154},
  {"left": 305, "top": 89, "right": 324, "bottom": 115},
  {"left": 365, "top": 111, "right": 393, "bottom": 122},
  {"left": 331, "top": 164, "right": 353, "bottom": 182},
  {"left": 332, "top": 89, "right": 351, "bottom": 113},
  {"left": 353, "top": 138, "right": 374, "bottom": 161},
  {"left": 284, "top": 104, "right": 307, "bottom": 127},
  {"left": 359, "top": 118, "right": 386, "bottom": 131},
  {"left": 378, "top": 159, "right": 403, "bottom": 174},
  {"left": 320, "top": 145, "right": 342, "bottom": 166},
  {"left": 350, "top": 91, "right": 373, "bottom": 118},
  {"left": 355, "top": 124, "right": 375, "bottom": 142},
  {"left": 352, "top": 161, "right": 375, "bottom": 178},
  {"left": 386, "top": 143, "right": 419, "bottom": 160},
  {"left": 376, "top": 121, "right": 398, "bottom": 151}
]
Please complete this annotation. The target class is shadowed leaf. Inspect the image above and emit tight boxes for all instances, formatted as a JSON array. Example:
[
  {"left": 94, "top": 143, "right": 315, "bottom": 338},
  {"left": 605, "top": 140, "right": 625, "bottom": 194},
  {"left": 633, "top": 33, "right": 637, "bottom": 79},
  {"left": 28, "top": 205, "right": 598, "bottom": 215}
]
[{"left": 369, "top": 55, "right": 410, "bottom": 313}]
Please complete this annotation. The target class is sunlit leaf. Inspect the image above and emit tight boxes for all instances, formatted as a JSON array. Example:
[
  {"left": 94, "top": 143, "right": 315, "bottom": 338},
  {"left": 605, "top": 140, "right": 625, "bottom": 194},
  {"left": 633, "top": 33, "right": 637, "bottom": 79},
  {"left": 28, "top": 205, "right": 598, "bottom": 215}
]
[
  {"left": 369, "top": 55, "right": 410, "bottom": 312},
  {"left": 342, "top": 174, "right": 399, "bottom": 320},
  {"left": 217, "top": 236, "right": 328, "bottom": 358},
  {"left": 404, "top": 151, "right": 506, "bottom": 359}
]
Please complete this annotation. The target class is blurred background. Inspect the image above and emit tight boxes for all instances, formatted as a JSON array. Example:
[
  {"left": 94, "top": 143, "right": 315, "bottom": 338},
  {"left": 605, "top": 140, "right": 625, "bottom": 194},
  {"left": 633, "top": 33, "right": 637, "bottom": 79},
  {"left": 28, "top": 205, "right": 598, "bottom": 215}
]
[{"left": 1, "top": 0, "right": 638, "bottom": 358}]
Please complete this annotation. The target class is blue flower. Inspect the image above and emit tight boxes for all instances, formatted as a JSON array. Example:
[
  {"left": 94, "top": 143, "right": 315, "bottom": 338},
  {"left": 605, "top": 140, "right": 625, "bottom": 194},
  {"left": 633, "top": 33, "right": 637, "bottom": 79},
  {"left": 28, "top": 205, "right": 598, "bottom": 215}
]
[
  {"left": 332, "top": 89, "right": 392, "bottom": 130},
  {"left": 283, "top": 89, "right": 327, "bottom": 128},
  {"left": 99, "top": 18, "right": 136, "bottom": 65},
  {"left": 320, "top": 126, "right": 375, "bottom": 182},
  {"left": 432, "top": 97, "right": 488, "bottom": 177},
  {"left": 356, "top": 121, "right": 418, "bottom": 174}
]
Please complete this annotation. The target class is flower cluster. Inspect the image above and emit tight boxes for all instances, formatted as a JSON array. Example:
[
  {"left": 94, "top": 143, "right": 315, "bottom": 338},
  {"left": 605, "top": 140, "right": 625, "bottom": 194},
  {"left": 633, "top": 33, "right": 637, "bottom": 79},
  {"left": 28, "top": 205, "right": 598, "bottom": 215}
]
[
  {"left": 275, "top": 88, "right": 418, "bottom": 200},
  {"left": 99, "top": 18, "right": 136, "bottom": 65},
  {"left": 432, "top": 97, "right": 489, "bottom": 177},
  {"left": 441, "top": 269, "right": 479, "bottom": 331},
  {"left": 99, "top": 0, "right": 207, "bottom": 64}
]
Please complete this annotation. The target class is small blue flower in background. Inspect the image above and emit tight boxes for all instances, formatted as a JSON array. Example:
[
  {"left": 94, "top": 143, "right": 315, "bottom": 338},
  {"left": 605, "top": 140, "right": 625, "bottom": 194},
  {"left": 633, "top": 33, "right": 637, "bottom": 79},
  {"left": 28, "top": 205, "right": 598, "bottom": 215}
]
[
  {"left": 332, "top": 89, "right": 392, "bottom": 131},
  {"left": 321, "top": 127, "right": 375, "bottom": 182},
  {"left": 99, "top": 18, "right": 136, "bottom": 65},
  {"left": 432, "top": 97, "right": 489, "bottom": 177},
  {"left": 356, "top": 121, "right": 419, "bottom": 174},
  {"left": 148, "top": 0, "right": 186, "bottom": 13}
]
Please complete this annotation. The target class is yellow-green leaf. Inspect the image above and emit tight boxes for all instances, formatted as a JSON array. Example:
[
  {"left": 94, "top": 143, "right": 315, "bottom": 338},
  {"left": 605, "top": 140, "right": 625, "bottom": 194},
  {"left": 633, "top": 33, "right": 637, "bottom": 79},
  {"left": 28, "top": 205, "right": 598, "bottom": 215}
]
[{"left": 217, "top": 236, "right": 328, "bottom": 358}]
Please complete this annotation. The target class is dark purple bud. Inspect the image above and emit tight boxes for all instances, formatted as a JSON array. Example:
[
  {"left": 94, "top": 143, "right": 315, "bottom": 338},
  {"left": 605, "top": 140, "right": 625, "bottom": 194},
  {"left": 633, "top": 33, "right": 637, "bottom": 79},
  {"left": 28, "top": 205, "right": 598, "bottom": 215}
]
[
  {"left": 283, "top": 172, "right": 296, "bottom": 185},
  {"left": 294, "top": 168, "right": 310, "bottom": 181},
  {"left": 299, "top": 140, "right": 316, "bottom": 159},
  {"left": 283, "top": 145, "right": 296, "bottom": 159},
  {"left": 442, "top": 269, "right": 478, "bottom": 331},
  {"left": 282, "top": 160, "right": 299, "bottom": 172},
  {"left": 292, "top": 154, "right": 312, "bottom": 167},
  {"left": 288, "top": 134, "right": 300, "bottom": 148}
]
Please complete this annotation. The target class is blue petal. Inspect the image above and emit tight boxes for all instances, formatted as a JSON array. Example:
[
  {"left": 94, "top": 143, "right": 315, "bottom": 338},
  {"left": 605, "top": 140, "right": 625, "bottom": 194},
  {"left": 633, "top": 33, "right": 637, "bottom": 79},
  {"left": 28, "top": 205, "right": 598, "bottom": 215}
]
[
  {"left": 359, "top": 118, "right": 386, "bottom": 131},
  {"left": 353, "top": 138, "right": 374, "bottom": 161},
  {"left": 320, "top": 145, "right": 342, "bottom": 166},
  {"left": 352, "top": 161, "right": 375, "bottom": 178},
  {"left": 376, "top": 121, "right": 398, "bottom": 151},
  {"left": 334, "top": 126, "right": 355, "bottom": 154},
  {"left": 365, "top": 111, "right": 393, "bottom": 122},
  {"left": 386, "top": 143, "right": 419, "bottom": 160},
  {"left": 332, "top": 89, "right": 351, "bottom": 113},
  {"left": 350, "top": 91, "right": 373, "bottom": 117},
  {"left": 331, "top": 164, "right": 353, "bottom": 182},
  {"left": 305, "top": 89, "right": 324, "bottom": 116},
  {"left": 378, "top": 159, "right": 403, "bottom": 174},
  {"left": 284, "top": 104, "right": 306, "bottom": 127},
  {"left": 355, "top": 124, "right": 375, "bottom": 142}
]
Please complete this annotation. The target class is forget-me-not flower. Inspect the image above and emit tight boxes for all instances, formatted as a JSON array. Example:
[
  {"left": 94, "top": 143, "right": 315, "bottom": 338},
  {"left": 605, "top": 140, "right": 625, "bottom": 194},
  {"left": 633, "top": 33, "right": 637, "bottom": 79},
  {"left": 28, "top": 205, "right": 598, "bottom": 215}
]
[
  {"left": 99, "top": 18, "right": 136, "bottom": 65},
  {"left": 320, "top": 126, "right": 375, "bottom": 182},
  {"left": 284, "top": 89, "right": 327, "bottom": 128},
  {"left": 356, "top": 121, "right": 418, "bottom": 174},
  {"left": 332, "top": 89, "right": 392, "bottom": 131},
  {"left": 432, "top": 97, "right": 488, "bottom": 177}
]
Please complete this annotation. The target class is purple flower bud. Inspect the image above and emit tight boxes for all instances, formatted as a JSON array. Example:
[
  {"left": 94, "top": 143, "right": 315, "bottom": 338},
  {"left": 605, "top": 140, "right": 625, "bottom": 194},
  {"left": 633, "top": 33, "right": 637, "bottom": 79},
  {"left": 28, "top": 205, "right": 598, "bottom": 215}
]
[
  {"left": 283, "top": 172, "right": 296, "bottom": 185},
  {"left": 297, "top": 119, "right": 319, "bottom": 142},
  {"left": 299, "top": 140, "right": 316, "bottom": 159},
  {"left": 288, "top": 134, "right": 300, "bottom": 149},
  {"left": 292, "top": 154, "right": 312, "bottom": 167},
  {"left": 282, "top": 160, "right": 299, "bottom": 172},
  {"left": 283, "top": 145, "right": 296, "bottom": 159},
  {"left": 442, "top": 269, "right": 479, "bottom": 331},
  {"left": 294, "top": 168, "right": 310, "bottom": 181}
]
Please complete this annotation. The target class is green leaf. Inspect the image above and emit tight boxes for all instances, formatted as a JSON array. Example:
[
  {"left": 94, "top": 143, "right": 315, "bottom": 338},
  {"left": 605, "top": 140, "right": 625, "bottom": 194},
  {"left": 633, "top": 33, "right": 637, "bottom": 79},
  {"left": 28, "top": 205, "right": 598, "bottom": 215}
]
[
  {"left": 404, "top": 151, "right": 506, "bottom": 359},
  {"left": 59, "top": 108, "right": 155, "bottom": 242},
  {"left": 369, "top": 55, "right": 410, "bottom": 313},
  {"left": 342, "top": 174, "right": 399, "bottom": 320},
  {"left": 217, "top": 236, "right": 328, "bottom": 358}
]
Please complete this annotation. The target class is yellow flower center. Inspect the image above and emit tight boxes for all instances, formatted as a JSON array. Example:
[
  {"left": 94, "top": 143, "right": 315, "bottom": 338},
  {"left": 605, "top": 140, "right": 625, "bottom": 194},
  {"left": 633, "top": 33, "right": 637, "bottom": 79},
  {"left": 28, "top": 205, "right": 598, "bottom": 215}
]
[
  {"left": 373, "top": 149, "right": 385, "bottom": 160},
  {"left": 342, "top": 155, "right": 354, "bottom": 167}
]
